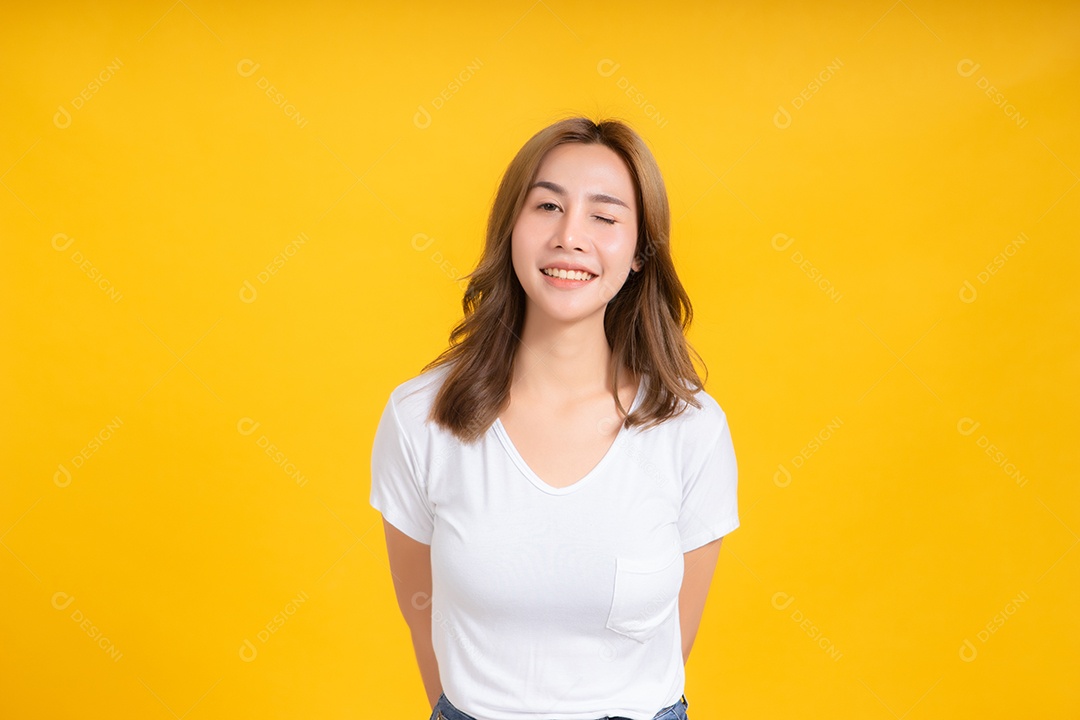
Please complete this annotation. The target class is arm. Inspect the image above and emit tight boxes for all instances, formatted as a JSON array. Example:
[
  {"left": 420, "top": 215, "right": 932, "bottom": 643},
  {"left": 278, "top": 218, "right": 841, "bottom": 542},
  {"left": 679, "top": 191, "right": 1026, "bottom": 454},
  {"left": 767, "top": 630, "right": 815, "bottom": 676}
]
[
  {"left": 678, "top": 537, "right": 723, "bottom": 665},
  {"left": 382, "top": 518, "right": 443, "bottom": 709}
]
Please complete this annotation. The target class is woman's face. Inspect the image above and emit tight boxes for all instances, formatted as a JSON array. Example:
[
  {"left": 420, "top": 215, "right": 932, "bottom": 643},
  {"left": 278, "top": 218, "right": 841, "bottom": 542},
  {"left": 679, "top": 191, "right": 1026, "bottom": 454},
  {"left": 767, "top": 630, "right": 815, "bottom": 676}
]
[{"left": 511, "top": 142, "right": 641, "bottom": 326}]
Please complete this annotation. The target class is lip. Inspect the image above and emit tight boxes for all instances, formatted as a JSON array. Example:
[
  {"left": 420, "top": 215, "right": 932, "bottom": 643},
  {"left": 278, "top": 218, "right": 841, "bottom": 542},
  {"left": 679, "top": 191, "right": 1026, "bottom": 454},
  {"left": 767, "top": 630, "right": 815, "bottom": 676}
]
[
  {"left": 539, "top": 263, "right": 598, "bottom": 276},
  {"left": 539, "top": 267, "right": 596, "bottom": 288}
]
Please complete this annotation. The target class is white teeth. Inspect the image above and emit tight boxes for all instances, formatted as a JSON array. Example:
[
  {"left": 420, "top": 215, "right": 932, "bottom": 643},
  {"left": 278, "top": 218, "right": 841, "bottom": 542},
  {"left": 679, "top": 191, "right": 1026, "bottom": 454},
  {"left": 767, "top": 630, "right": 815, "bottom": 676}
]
[{"left": 542, "top": 267, "right": 595, "bottom": 281}]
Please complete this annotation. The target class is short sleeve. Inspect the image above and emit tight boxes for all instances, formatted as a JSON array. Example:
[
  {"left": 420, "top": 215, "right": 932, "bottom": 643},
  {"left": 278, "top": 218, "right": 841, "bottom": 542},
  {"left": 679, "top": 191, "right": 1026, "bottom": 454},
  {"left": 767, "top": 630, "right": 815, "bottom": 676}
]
[
  {"left": 369, "top": 394, "right": 435, "bottom": 545},
  {"left": 677, "top": 412, "right": 740, "bottom": 553}
]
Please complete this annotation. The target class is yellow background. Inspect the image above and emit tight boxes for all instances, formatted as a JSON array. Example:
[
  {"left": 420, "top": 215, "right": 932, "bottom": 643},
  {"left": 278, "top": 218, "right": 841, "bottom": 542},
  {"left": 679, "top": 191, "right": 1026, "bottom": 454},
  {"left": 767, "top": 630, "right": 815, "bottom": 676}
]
[{"left": 2, "top": 1, "right": 1077, "bottom": 717}]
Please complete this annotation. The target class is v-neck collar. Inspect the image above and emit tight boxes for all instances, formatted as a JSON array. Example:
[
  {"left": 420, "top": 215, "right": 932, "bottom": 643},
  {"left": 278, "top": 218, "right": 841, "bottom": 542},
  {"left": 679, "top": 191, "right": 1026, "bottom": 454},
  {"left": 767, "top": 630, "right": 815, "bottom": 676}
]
[{"left": 492, "top": 374, "right": 646, "bottom": 496}]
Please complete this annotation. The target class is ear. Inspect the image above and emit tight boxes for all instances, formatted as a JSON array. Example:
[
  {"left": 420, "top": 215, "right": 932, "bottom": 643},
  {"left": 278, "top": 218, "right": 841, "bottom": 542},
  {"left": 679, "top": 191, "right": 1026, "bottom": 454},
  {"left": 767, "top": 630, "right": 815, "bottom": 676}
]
[{"left": 631, "top": 256, "right": 643, "bottom": 273}]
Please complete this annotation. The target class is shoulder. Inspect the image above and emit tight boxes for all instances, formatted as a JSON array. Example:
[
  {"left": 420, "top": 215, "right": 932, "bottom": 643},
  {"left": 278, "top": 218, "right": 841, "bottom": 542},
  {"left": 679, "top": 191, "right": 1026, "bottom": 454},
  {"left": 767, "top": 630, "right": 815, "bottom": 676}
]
[
  {"left": 664, "top": 384, "right": 732, "bottom": 443},
  {"left": 383, "top": 363, "right": 453, "bottom": 436}
]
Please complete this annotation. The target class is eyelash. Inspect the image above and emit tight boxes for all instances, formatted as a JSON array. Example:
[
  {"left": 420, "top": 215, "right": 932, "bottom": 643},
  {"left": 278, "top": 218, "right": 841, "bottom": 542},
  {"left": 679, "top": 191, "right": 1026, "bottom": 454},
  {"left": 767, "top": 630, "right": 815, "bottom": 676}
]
[{"left": 538, "top": 202, "right": 616, "bottom": 225}]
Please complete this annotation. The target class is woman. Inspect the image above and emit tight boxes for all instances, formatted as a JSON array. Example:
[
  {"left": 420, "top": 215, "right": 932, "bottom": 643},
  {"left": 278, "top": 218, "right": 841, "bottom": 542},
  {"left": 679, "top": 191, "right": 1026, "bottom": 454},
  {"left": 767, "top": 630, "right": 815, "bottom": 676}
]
[{"left": 370, "top": 116, "right": 739, "bottom": 720}]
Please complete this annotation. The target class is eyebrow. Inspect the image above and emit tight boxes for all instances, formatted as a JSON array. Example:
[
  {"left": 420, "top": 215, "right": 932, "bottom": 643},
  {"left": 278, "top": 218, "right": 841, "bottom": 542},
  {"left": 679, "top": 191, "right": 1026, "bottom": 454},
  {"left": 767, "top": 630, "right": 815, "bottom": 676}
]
[{"left": 528, "top": 180, "right": 630, "bottom": 209}]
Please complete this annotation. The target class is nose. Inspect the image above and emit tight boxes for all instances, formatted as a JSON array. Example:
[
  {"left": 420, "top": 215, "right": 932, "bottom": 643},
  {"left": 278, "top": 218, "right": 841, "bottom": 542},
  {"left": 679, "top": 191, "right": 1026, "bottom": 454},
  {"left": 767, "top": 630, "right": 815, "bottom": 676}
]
[{"left": 553, "top": 206, "right": 590, "bottom": 250}]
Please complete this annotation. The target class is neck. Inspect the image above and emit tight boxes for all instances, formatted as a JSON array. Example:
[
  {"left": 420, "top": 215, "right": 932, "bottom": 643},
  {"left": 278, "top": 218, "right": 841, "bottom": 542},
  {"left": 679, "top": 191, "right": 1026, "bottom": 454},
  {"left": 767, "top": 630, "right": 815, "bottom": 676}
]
[{"left": 511, "top": 305, "right": 623, "bottom": 400}]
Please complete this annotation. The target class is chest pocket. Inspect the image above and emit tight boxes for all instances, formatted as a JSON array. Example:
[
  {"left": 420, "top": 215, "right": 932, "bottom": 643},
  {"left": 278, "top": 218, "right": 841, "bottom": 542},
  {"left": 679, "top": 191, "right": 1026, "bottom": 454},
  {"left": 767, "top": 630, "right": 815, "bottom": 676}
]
[{"left": 605, "top": 549, "right": 684, "bottom": 644}]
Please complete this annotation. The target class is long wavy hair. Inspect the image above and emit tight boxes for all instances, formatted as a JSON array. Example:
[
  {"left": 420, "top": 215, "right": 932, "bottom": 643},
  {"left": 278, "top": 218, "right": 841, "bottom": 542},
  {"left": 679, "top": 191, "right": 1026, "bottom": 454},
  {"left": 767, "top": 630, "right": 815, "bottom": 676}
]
[{"left": 421, "top": 115, "right": 708, "bottom": 444}]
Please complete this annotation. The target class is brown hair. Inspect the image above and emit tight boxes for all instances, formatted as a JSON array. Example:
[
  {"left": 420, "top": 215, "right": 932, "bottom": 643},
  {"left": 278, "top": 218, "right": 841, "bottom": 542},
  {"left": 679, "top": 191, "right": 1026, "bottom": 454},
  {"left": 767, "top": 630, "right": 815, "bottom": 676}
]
[{"left": 421, "top": 115, "right": 708, "bottom": 443}]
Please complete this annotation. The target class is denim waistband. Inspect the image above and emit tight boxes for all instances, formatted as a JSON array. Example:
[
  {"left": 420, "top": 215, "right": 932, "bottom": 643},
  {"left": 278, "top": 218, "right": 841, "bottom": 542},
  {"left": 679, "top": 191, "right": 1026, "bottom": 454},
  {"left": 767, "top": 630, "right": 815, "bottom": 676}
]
[{"left": 430, "top": 692, "right": 689, "bottom": 720}]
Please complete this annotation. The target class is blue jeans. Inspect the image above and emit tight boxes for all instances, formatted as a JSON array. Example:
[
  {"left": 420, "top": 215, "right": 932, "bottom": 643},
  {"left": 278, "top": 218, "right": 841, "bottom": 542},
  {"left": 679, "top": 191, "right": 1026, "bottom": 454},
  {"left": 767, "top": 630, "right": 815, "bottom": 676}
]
[{"left": 428, "top": 692, "right": 690, "bottom": 720}]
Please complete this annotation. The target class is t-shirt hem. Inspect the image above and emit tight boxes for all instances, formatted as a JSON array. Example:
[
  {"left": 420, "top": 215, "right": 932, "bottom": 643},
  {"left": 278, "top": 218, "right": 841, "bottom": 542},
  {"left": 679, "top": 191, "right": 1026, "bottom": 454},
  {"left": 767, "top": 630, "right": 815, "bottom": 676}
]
[
  {"left": 680, "top": 517, "right": 739, "bottom": 553},
  {"left": 372, "top": 502, "right": 433, "bottom": 545}
]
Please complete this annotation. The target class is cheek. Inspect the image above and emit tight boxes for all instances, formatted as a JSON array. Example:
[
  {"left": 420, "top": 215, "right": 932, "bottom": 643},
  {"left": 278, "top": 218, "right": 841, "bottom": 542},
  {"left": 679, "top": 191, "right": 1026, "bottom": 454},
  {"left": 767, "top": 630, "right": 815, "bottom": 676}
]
[
  {"left": 598, "top": 230, "right": 638, "bottom": 265},
  {"left": 509, "top": 226, "right": 536, "bottom": 276},
  {"left": 513, "top": 213, "right": 542, "bottom": 239},
  {"left": 511, "top": 218, "right": 544, "bottom": 256}
]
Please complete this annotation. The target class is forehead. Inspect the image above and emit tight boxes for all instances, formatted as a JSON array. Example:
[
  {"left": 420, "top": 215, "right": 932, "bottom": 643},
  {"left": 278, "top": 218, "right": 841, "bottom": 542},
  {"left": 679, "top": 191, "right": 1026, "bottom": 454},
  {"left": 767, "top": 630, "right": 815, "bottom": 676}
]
[{"left": 533, "top": 143, "right": 636, "bottom": 199}]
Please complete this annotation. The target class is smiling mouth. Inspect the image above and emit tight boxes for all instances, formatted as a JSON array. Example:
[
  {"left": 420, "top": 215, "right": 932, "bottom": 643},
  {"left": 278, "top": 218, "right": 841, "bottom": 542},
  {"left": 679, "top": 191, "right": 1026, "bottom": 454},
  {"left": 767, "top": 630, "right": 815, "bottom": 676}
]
[{"left": 540, "top": 267, "right": 597, "bottom": 281}]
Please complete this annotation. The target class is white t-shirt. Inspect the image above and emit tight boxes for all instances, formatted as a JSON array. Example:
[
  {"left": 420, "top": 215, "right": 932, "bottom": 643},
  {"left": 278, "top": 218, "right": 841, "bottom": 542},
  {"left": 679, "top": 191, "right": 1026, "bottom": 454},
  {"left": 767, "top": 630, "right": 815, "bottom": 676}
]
[{"left": 369, "top": 363, "right": 739, "bottom": 720}]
